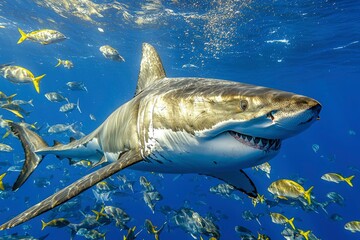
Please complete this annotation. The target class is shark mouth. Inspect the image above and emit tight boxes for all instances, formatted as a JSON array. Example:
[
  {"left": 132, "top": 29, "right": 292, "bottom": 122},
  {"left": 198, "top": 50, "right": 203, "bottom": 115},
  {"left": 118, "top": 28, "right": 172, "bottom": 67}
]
[{"left": 229, "top": 131, "right": 281, "bottom": 152}]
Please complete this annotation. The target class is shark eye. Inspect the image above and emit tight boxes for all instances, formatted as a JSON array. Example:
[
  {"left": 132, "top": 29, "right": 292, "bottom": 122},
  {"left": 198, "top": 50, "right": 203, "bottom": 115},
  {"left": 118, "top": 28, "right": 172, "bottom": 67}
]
[{"left": 240, "top": 100, "right": 248, "bottom": 111}]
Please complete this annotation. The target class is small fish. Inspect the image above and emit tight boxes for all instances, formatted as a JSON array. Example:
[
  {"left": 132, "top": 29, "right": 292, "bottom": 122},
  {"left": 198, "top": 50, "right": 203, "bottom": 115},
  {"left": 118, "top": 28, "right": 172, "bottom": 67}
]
[
  {"left": 0, "top": 143, "right": 13, "bottom": 152},
  {"left": 321, "top": 173, "right": 355, "bottom": 187},
  {"left": 270, "top": 212, "right": 295, "bottom": 230},
  {"left": 143, "top": 191, "right": 162, "bottom": 213},
  {"left": 123, "top": 226, "right": 142, "bottom": 240},
  {"left": 268, "top": 179, "right": 314, "bottom": 205},
  {"left": 7, "top": 166, "right": 22, "bottom": 172},
  {"left": 66, "top": 81, "right": 87, "bottom": 91},
  {"left": 59, "top": 99, "right": 81, "bottom": 113},
  {"left": 0, "top": 172, "right": 6, "bottom": 191},
  {"left": 326, "top": 192, "right": 344, "bottom": 206},
  {"left": 0, "top": 65, "right": 45, "bottom": 93},
  {"left": 234, "top": 225, "right": 253, "bottom": 235},
  {"left": 344, "top": 221, "right": 360, "bottom": 233},
  {"left": 104, "top": 206, "right": 131, "bottom": 230},
  {"left": 330, "top": 213, "right": 343, "bottom": 222},
  {"left": 144, "top": 219, "right": 166, "bottom": 240},
  {"left": 17, "top": 27, "right": 66, "bottom": 45},
  {"left": 70, "top": 160, "right": 92, "bottom": 168},
  {"left": 76, "top": 228, "right": 106, "bottom": 240},
  {"left": 41, "top": 218, "right": 70, "bottom": 230},
  {"left": 11, "top": 99, "right": 33, "bottom": 107},
  {"left": 312, "top": 144, "right": 319, "bottom": 153},
  {"left": 89, "top": 114, "right": 96, "bottom": 121},
  {"left": 182, "top": 64, "right": 199, "bottom": 69},
  {"left": 44, "top": 92, "right": 68, "bottom": 103},
  {"left": 47, "top": 123, "right": 76, "bottom": 134},
  {"left": 253, "top": 162, "right": 271, "bottom": 178},
  {"left": 99, "top": 45, "right": 125, "bottom": 61},
  {"left": 55, "top": 59, "right": 73, "bottom": 69},
  {"left": 140, "top": 176, "right": 155, "bottom": 191},
  {"left": 257, "top": 233, "right": 271, "bottom": 240},
  {"left": 1, "top": 102, "right": 29, "bottom": 117}
]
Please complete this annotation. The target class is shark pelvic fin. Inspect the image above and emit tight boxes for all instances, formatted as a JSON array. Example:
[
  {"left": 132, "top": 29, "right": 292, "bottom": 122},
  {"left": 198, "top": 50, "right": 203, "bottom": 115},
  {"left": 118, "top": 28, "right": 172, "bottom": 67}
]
[
  {"left": 135, "top": 43, "right": 166, "bottom": 95},
  {"left": 8, "top": 122, "right": 48, "bottom": 191},
  {"left": 0, "top": 150, "right": 143, "bottom": 230},
  {"left": 206, "top": 169, "right": 258, "bottom": 198}
]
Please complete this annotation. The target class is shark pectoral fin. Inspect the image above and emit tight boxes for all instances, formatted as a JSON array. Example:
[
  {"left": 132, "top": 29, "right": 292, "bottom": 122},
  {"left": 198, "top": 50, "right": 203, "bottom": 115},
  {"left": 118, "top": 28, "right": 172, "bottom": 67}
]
[
  {"left": 9, "top": 122, "right": 48, "bottom": 191},
  {"left": 0, "top": 150, "right": 143, "bottom": 230},
  {"left": 206, "top": 169, "right": 258, "bottom": 198}
]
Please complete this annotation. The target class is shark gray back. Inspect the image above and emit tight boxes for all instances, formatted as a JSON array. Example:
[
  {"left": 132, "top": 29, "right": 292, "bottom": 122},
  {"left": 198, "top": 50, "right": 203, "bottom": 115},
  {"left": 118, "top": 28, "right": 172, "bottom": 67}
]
[{"left": 0, "top": 43, "right": 321, "bottom": 230}]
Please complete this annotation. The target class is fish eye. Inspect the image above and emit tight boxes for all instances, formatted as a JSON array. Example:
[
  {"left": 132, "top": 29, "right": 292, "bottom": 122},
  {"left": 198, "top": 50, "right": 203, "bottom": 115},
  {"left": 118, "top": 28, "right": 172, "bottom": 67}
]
[{"left": 240, "top": 100, "right": 248, "bottom": 111}]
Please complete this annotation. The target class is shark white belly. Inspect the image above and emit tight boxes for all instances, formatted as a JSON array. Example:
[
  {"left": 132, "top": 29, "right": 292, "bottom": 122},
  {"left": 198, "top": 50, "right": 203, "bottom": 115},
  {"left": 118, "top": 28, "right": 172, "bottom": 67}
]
[
  {"left": 0, "top": 43, "right": 321, "bottom": 230},
  {"left": 131, "top": 129, "right": 279, "bottom": 173}
]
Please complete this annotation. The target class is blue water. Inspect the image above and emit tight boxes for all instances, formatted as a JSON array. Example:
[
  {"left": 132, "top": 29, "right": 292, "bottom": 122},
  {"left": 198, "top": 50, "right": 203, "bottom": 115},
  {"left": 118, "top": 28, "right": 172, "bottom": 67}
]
[{"left": 0, "top": 0, "right": 359, "bottom": 239}]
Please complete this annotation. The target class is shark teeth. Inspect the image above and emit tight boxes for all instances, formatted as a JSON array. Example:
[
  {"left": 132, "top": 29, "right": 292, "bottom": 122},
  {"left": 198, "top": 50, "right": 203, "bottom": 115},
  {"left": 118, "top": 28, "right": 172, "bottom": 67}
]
[{"left": 229, "top": 131, "right": 281, "bottom": 151}]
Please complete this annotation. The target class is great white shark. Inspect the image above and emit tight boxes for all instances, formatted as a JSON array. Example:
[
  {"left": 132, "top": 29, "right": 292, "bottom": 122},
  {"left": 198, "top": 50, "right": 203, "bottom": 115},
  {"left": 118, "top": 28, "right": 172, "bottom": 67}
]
[{"left": 0, "top": 43, "right": 321, "bottom": 230}]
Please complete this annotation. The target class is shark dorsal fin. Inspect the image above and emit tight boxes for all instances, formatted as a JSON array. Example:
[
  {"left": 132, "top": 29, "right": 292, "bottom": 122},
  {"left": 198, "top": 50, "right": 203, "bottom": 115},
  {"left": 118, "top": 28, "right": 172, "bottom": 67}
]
[{"left": 135, "top": 43, "right": 166, "bottom": 95}]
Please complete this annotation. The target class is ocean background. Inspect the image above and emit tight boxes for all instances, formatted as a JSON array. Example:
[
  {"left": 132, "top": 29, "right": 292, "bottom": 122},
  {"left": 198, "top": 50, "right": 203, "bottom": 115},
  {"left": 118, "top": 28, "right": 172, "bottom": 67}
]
[{"left": 0, "top": 0, "right": 359, "bottom": 239}]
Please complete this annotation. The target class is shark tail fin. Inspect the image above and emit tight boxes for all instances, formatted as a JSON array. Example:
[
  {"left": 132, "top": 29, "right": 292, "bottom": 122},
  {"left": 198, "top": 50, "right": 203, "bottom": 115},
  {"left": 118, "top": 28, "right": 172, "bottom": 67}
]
[
  {"left": 17, "top": 28, "right": 27, "bottom": 44},
  {"left": 8, "top": 122, "right": 49, "bottom": 191},
  {"left": 287, "top": 217, "right": 295, "bottom": 230},
  {"left": 0, "top": 172, "right": 6, "bottom": 191},
  {"left": 32, "top": 74, "right": 46, "bottom": 94},
  {"left": 344, "top": 175, "right": 355, "bottom": 187},
  {"left": 0, "top": 150, "right": 143, "bottom": 230},
  {"left": 41, "top": 220, "right": 47, "bottom": 230},
  {"left": 55, "top": 59, "right": 62, "bottom": 67}
]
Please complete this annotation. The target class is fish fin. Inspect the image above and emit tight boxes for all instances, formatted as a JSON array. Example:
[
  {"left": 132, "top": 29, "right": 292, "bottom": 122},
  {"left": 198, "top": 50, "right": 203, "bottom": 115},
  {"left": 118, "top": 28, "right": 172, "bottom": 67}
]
[
  {"left": 76, "top": 98, "right": 81, "bottom": 113},
  {"left": 287, "top": 217, "right": 296, "bottom": 230},
  {"left": 0, "top": 172, "right": 6, "bottom": 191},
  {"left": 303, "top": 186, "right": 314, "bottom": 205},
  {"left": 277, "top": 195, "right": 288, "bottom": 200},
  {"left": 3, "top": 108, "right": 23, "bottom": 119},
  {"left": 55, "top": 59, "right": 62, "bottom": 67},
  {"left": 0, "top": 150, "right": 143, "bottom": 230},
  {"left": 6, "top": 93, "right": 17, "bottom": 103},
  {"left": 17, "top": 28, "right": 27, "bottom": 44},
  {"left": 205, "top": 169, "right": 257, "bottom": 198},
  {"left": 298, "top": 229, "right": 310, "bottom": 240},
  {"left": 135, "top": 43, "right": 166, "bottom": 96},
  {"left": 41, "top": 220, "right": 47, "bottom": 230},
  {"left": 345, "top": 175, "right": 355, "bottom": 187},
  {"left": 53, "top": 140, "right": 62, "bottom": 147},
  {"left": 8, "top": 122, "right": 49, "bottom": 191},
  {"left": 32, "top": 74, "right": 46, "bottom": 93}
]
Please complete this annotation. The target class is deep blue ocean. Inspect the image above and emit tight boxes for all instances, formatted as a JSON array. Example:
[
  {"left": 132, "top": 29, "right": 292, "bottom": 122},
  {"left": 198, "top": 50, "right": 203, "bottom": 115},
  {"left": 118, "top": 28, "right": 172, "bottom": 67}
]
[{"left": 0, "top": 0, "right": 359, "bottom": 239}]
